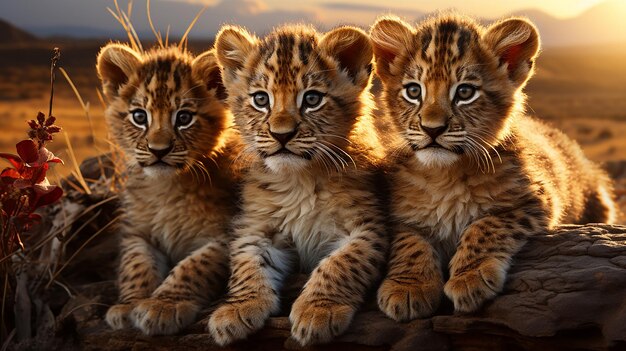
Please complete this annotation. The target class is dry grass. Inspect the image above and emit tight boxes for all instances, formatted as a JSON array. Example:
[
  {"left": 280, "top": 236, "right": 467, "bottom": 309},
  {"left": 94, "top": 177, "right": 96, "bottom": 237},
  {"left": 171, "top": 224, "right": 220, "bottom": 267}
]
[{"left": 0, "top": 96, "right": 108, "bottom": 178}]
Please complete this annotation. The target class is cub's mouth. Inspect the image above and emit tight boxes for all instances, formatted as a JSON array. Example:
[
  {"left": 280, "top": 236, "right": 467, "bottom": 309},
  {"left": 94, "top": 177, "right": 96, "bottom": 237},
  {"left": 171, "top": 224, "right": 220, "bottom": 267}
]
[
  {"left": 139, "top": 160, "right": 183, "bottom": 169},
  {"left": 143, "top": 160, "right": 171, "bottom": 167},
  {"left": 425, "top": 142, "right": 443, "bottom": 149},
  {"left": 411, "top": 142, "right": 444, "bottom": 151},
  {"left": 264, "top": 147, "right": 314, "bottom": 161},
  {"left": 270, "top": 148, "right": 295, "bottom": 156},
  {"left": 411, "top": 142, "right": 465, "bottom": 155}
]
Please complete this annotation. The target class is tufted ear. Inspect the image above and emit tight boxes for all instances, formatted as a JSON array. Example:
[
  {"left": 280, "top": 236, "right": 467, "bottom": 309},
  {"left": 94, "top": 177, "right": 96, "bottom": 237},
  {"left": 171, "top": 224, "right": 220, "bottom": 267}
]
[
  {"left": 214, "top": 25, "right": 256, "bottom": 79},
  {"left": 192, "top": 50, "right": 227, "bottom": 100},
  {"left": 96, "top": 43, "right": 141, "bottom": 100},
  {"left": 369, "top": 16, "right": 414, "bottom": 83},
  {"left": 483, "top": 17, "right": 540, "bottom": 88},
  {"left": 319, "top": 26, "right": 373, "bottom": 87}
]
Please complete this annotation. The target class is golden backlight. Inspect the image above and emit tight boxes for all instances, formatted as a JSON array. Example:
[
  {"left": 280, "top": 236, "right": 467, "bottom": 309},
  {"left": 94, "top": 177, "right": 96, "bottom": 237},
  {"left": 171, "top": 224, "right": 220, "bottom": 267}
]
[{"left": 0, "top": 0, "right": 624, "bottom": 212}]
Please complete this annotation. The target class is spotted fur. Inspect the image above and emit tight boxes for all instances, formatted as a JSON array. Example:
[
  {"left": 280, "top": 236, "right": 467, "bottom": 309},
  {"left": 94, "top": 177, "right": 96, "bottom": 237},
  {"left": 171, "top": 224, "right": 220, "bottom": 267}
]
[
  {"left": 206, "top": 25, "right": 387, "bottom": 346},
  {"left": 370, "top": 14, "right": 619, "bottom": 320},
  {"left": 97, "top": 44, "right": 240, "bottom": 335}
]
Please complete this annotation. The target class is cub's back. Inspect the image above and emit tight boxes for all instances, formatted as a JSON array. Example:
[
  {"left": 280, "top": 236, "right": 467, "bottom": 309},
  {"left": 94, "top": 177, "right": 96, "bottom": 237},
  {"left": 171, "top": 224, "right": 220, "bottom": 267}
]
[{"left": 513, "top": 116, "right": 618, "bottom": 224}]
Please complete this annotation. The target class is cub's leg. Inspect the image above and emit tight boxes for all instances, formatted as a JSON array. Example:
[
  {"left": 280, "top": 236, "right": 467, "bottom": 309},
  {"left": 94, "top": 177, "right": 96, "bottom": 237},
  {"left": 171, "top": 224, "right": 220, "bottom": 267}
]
[
  {"left": 131, "top": 240, "right": 229, "bottom": 335},
  {"left": 106, "top": 235, "right": 168, "bottom": 329},
  {"left": 208, "top": 234, "right": 292, "bottom": 346},
  {"left": 377, "top": 227, "right": 444, "bottom": 321},
  {"left": 444, "top": 212, "right": 543, "bottom": 312},
  {"left": 290, "top": 226, "right": 386, "bottom": 346}
]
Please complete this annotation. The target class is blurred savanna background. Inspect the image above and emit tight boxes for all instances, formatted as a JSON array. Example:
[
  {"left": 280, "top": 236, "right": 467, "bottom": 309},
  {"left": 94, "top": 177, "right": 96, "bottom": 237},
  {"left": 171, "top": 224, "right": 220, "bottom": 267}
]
[{"left": 1, "top": 0, "right": 625, "bottom": 212}]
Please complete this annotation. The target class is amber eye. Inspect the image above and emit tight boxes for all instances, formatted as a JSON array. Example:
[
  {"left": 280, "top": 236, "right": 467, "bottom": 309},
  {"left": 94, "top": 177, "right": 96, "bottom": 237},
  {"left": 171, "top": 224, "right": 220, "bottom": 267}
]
[
  {"left": 302, "top": 90, "right": 325, "bottom": 110},
  {"left": 455, "top": 84, "right": 477, "bottom": 102},
  {"left": 176, "top": 110, "right": 194, "bottom": 128},
  {"left": 403, "top": 83, "right": 422, "bottom": 102},
  {"left": 252, "top": 91, "right": 270, "bottom": 110},
  {"left": 130, "top": 109, "right": 148, "bottom": 127}
]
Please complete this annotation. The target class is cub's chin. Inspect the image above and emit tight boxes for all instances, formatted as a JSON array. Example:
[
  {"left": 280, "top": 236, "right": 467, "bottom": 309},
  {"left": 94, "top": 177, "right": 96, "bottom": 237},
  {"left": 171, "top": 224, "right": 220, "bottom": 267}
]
[
  {"left": 264, "top": 153, "right": 309, "bottom": 173},
  {"left": 414, "top": 147, "right": 460, "bottom": 168}
]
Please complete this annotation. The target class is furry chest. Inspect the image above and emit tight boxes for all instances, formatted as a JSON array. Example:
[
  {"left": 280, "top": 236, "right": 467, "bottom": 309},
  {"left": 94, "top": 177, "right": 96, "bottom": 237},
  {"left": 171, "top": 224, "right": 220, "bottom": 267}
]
[
  {"left": 396, "top": 171, "right": 501, "bottom": 243},
  {"left": 125, "top": 183, "right": 217, "bottom": 261},
  {"left": 262, "top": 179, "right": 345, "bottom": 272}
]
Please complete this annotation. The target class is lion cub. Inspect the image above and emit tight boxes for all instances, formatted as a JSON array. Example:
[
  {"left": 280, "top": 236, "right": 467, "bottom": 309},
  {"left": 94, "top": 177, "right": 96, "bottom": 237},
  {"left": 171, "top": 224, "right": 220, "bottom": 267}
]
[
  {"left": 370, "top": 15, "right": 618, "bottom": 320},
  {"left": 206, "top": 25, "right": 387, "bottom": 345},
  {"left": 97, "top": 44, "right": 240, "bottom": 335}
]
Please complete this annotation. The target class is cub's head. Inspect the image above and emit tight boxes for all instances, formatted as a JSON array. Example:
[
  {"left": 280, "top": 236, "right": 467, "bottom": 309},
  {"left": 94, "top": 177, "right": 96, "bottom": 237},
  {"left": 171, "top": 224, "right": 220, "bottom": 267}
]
[
  {"left": 214, "top": 24, "right": 373, "bottom": 173},
  {"left": 370, "top": 15, "right": 540, "bottom": 169},
  {"left": 97, "top": 44, "right": 227, "bottom": 178}
]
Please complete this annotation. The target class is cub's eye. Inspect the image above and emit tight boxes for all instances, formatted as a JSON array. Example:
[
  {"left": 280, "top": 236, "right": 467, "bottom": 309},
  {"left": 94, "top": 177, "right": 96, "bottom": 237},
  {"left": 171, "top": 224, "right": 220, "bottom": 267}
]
[
  {"left": 130, "top": 109, "right": 148, "bottom": 127},
  {"left": 176, "top": 110, "right": 194, "bottom": 128},
  {"left": 455, "top": 84, "right": 478, "bottom": 103},
  {"left": 251, "top": 91, "right": 270, "bottom": 110},
  {"left": 402, "top": 83, "right": 422, "bottom": 103},
  {"left": 302, "top": 90, "right": 324, "bottom": 110}
]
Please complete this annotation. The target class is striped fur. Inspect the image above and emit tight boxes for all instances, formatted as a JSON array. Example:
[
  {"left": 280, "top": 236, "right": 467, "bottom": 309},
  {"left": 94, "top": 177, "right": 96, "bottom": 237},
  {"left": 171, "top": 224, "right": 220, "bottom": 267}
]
[
  {"left": 370, "top": 14, "right": 618, "bottom": 320},
  {"left": 97, "top": 44, "right": 241, "bottom": 335},
  {"left": 207, "top": 25, "right": 388, "bottom": 346}
]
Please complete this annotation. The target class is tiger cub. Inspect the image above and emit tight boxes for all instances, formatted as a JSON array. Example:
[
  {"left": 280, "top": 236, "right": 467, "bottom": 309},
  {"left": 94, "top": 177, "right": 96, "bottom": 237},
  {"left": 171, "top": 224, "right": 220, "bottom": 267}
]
[
  {"left": 206, "top": 25, "right": 387, "bottom": 346},
  {"left": 97, "top": 44, "right": 240, "bottom": 335},
  {"left": 369, "top": 15, "right": 618, "bottom": 320}
]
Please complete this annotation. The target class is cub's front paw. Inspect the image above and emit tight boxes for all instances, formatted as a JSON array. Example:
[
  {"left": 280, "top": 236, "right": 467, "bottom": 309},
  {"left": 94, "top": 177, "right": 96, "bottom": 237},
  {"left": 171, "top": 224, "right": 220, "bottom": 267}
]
[
  {"left": 105, "top": 303, "right": 135, "bottom": 330},
  {"left": 289, "top": 296, "right": 356, "bottom": 346},
  {"left": 444, "top": 258, "right": 507, "bottom": 313},
  {"left": 207, "top": 299, "right": 273, "bottom": 346},
  {"left": 131, "top": 298, "right": 200, "bottom": 335},
  {"left": 377, "top": 277, "right": 443, "bottom": 321}
]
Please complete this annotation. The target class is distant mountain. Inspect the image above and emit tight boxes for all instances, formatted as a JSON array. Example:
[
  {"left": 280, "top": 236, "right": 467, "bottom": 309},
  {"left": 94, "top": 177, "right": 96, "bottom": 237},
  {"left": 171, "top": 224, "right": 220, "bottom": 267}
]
[
  {"left": 513, "top": 0, "right": 626, "bottom": 46},
  {"left": 0, "top": 18, "right": 37, "bottom": 44},
  {"left": 28, "top": 26, "right": 126, "bottom": 39}
]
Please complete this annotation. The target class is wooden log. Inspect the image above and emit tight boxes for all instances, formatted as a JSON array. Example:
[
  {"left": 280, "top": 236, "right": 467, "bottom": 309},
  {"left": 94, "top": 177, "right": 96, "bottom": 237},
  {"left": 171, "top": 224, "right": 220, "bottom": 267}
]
[{"left": 66, "top": 225, "right": 626, "bottom": 351}]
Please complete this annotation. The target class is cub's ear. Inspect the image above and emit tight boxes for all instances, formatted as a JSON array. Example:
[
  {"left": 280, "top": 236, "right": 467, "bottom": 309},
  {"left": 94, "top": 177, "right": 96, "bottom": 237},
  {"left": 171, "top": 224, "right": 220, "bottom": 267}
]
[
  {"left": 483, "top": 17, "right": 540, "bottom": 88},
  {"left": 192, "top": 50, "right": 227, "bottom": 100},
  {"left": 214, "top": 25, "right": 256, "bottom": 79},
  {"left": 96, "top": 43, "right": 141, "bottom": 100},
  {"left": 319, "top": 26, "right": 373, "bottom": 87},
  {"left": 369, "top": 16, "right": 414, "bottom": 83}
]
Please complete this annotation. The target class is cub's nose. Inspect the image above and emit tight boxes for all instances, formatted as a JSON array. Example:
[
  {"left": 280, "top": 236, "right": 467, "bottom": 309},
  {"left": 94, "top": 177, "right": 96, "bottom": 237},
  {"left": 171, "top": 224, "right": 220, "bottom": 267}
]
[
  {"left": 420, "top": 124, "right": 448, "bottom": 139},
  {"left": 148, "top": 144, "right": 173, "bottom": 159},
  {"left": 270, "top": 129, "right": 297, "bottom": 146}
]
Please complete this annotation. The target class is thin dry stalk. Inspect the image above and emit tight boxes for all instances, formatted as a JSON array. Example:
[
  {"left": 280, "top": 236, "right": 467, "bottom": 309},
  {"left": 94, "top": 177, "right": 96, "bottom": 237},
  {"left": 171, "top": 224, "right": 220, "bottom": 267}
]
[
  {"left": 45, "top": 215, "right": 121, "bottom": 289},
  {"left": 22, "top": 195, "right": 119, "bottom": 259},
  {"left": 59, "top": 67, "right": 97, "bottom": 148},
  {"left": 48, "top": 48, "right": 60, "bottom": 118},
  {"left": 147, "top": 0, "right": 163, "bottom": 47},
  {"left": 107, "top": 0, "right": 143, "bottom": 52},
  {"left": 178, "top": 6, "right": 207, "bottom": 50},
  {"left": 96, "top": 89, "right": 106, "bottom": 110},
  {"left": 62, "top": 132, "right": 91, "bottom": 195},
  {"left": 165, "top": 25, "right": 171, "bottom": 47}
]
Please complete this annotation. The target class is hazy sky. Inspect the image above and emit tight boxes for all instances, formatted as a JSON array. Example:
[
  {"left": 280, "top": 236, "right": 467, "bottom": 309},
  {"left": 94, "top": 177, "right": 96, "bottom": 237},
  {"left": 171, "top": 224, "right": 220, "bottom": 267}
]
[
  {"left": 1, "top": 0, "right": 624, "bottom": 46},
  {"left": 173, "top": 0, "right": 606, "bottom": 19}
]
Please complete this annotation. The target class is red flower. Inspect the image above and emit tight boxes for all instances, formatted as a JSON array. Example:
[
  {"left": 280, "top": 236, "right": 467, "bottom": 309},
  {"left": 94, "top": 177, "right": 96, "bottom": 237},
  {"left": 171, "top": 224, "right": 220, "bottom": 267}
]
[
  {"left": 0, "top": 139, "right": 63, "bottom": 213},
  {"left": 27, "top": 112, "right": 62, "bottom": 148}
]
